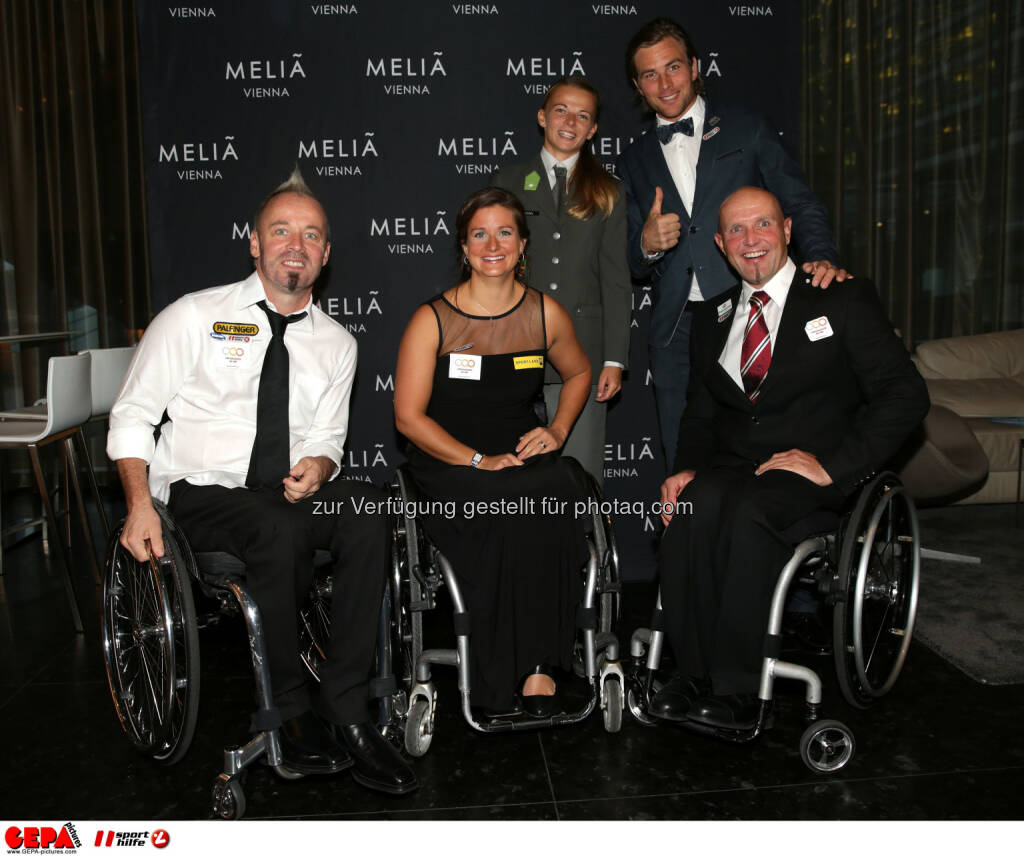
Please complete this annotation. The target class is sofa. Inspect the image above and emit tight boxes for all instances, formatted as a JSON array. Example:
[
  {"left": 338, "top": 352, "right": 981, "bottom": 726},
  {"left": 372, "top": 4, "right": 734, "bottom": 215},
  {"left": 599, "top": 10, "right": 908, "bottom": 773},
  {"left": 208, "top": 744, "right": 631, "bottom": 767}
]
[{"left": 910, "top": 329, "right": 1024, "bottom": 504}]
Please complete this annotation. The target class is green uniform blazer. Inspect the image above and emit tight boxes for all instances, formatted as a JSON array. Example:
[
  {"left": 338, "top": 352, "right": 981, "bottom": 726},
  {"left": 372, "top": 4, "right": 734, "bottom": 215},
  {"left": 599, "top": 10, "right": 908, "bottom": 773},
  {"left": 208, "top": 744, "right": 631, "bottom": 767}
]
[{"left": 492, "top": 154, "right": 632, "bottom": 384}]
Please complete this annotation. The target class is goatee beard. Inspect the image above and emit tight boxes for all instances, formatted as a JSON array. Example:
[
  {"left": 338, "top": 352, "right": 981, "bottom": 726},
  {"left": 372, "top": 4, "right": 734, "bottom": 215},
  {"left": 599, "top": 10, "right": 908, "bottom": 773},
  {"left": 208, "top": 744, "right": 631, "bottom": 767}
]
[{"left": 286, "top": 272, "right": 299, "bottom": 291}]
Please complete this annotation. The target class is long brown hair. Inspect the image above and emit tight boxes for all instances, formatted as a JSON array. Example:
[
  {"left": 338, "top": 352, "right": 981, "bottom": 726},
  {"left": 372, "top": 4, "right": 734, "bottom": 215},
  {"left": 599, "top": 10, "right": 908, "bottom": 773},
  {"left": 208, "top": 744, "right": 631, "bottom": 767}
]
[{"left": 543, "top": 77, "right": 619, "bottom": 221}]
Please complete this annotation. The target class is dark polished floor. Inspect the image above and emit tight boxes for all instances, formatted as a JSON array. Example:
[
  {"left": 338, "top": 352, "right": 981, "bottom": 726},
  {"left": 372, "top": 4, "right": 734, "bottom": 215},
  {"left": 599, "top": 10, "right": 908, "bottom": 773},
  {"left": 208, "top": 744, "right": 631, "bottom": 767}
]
[{"left": 1, "top": 491, "right": 1022, "bottom": 823}]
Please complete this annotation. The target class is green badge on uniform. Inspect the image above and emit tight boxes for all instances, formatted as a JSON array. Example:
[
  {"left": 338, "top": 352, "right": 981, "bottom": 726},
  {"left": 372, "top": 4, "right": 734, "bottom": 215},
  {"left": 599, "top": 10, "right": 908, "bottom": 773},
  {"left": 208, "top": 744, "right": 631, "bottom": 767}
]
[{"left": 523, "top": 171, "right": 540, "bottom": 191}]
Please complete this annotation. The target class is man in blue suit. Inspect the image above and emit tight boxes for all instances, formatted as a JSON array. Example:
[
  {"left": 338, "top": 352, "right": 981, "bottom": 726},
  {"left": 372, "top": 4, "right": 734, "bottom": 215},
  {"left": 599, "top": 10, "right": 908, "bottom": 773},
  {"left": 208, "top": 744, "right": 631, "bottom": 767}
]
[{"left": 617, "top": 18, "right": 849, "bottom": 467}]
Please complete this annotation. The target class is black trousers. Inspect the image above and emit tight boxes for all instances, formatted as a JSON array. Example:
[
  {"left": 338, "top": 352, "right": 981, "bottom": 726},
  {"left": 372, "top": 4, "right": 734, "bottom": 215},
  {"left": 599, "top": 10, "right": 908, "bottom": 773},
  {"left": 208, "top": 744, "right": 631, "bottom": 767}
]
[
  {"left": 649, "top": 305, "right": 695, "bottom": 472},
  {"left": 657, "top": 467, "right": 844, "bottom": 695},
  {"left": 169, "top": 478, "right": 388, "bottom": 724}
]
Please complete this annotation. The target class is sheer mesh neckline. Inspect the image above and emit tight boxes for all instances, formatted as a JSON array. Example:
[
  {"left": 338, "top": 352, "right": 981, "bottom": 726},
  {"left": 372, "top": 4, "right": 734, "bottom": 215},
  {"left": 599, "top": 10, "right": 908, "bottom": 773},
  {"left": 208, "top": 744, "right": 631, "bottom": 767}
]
[{"left": 440, "top": 283, "right": 528, "bottom": 321}]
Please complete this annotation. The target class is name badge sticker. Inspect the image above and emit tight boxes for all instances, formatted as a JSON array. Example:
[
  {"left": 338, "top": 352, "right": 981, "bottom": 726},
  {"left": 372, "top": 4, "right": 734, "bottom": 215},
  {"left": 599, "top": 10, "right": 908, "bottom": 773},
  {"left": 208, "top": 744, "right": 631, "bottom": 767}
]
[
  {"left": 716, "top": 299, "right": 733, "bottom": 323},
  {"left": 449, "top": 353, "right": 482, "bottom": 381},
  {"left": 513, "top": 355, "right": 544, "bottom": 370},
  {"left": 220, "top": 344, "right": 247, "bottom": 368},
  {"left": 805, "top": 316, "right": 834, "bottom": 342}
]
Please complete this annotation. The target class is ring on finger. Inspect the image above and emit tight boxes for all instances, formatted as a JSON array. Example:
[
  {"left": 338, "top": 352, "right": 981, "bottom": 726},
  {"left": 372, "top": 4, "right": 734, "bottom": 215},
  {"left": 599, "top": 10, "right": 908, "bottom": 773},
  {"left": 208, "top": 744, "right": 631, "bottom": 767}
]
[{"left": 539, "top": 440, "right": 547, "bottom": 449}]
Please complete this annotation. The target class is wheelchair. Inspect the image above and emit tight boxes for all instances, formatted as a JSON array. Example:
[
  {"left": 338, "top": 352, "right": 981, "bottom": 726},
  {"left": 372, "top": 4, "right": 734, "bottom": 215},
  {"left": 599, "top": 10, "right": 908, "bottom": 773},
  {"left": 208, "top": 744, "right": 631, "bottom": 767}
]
[
  {"left": 299, "top": 457, "right": 624, "bottom": 755},
  {"left": 626, "top": 471, "right": 921, "bottom": 773},
  {"left": 101, "top": 500, "right": 370, "bottom": 820}
]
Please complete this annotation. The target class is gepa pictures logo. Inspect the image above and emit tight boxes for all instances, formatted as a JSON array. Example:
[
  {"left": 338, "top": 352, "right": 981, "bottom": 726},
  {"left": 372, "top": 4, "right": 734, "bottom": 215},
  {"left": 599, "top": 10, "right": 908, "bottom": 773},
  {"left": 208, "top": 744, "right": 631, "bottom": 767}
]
[{"left": 5, "top": 823, "right": 80, "bottom": 851}]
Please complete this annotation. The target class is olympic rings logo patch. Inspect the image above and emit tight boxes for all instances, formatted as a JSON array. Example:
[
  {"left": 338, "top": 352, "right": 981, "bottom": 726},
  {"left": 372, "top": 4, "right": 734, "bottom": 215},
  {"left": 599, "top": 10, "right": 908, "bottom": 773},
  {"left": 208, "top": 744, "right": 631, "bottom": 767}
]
[{"left": 223, "top": 347, "right": 245, "bottom": 358}]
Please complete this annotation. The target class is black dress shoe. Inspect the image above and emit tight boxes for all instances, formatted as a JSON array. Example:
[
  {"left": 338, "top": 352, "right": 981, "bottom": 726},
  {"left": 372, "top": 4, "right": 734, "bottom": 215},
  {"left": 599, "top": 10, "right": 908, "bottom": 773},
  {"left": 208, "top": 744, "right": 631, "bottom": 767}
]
[
  {"left": 649, "top": 674, "right": 703, "bottom": 722},
  {"left": 335, "top": 722, "right": 419, "bottom": 795},
  {"left": 687, "top": 693, "right": 761, "bottom": 730},
  {"left": 520, "top": 665, "right": 562, "bottom": 718},
  {"left": 278, "top": 710, "right": 353, "bottom": 776}
]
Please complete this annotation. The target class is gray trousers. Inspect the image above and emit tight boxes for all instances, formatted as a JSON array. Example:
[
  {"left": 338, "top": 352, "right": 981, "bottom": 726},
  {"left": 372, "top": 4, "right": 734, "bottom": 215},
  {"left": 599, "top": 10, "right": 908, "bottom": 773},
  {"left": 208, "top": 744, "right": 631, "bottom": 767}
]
[{"left": 544, "top": 383, "right": 606, "bottom": 491}]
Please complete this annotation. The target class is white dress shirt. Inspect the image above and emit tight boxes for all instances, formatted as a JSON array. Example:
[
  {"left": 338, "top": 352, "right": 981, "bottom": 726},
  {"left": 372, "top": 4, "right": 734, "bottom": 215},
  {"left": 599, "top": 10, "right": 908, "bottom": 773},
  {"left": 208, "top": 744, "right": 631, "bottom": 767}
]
[
  {"left": 539, "top": 147, "right": 580, "bottom": 192},
  {"left": 107, "top": 271, "right": 358, "bottom": 502},
  {"left": 719, "top": 257, "right": 797, "bottom": 390},
  {"left": 648, "top": 96, "right": 706, "bottom": 303}
]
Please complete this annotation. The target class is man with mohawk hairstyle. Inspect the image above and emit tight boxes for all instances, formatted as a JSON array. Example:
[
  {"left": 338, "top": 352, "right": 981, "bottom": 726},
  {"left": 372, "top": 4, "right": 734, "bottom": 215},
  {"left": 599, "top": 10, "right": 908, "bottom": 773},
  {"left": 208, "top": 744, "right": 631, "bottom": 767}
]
[{"left": 108, "top": 168, "right": 418, "bottom": 794}]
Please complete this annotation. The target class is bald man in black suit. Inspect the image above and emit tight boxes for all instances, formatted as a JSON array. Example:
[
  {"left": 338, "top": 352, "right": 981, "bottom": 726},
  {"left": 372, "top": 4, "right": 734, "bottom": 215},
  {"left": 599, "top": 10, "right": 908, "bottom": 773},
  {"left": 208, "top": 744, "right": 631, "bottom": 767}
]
[{"left": 651, "top": 187, "right": 928, "bottom": 729}]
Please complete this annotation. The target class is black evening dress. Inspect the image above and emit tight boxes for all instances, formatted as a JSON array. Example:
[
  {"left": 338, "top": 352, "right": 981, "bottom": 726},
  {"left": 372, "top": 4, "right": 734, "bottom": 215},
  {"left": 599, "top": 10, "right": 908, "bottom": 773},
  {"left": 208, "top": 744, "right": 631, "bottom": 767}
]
[{"left": 406, "top": 286, "right": 589, "bottom": 710}]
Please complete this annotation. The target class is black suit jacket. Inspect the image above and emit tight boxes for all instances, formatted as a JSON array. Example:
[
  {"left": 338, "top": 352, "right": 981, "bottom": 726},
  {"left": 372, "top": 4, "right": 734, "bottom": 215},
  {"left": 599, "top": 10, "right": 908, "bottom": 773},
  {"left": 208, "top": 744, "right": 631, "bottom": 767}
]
[
  {"left": 492, "top": 155, "right": 631, "bottom": 382},
  {"left": 673, "top": 270, "right": 929, "bottom": 497},
  {"left": 617, "top": 102, "right": 839, "bottom": 349}
]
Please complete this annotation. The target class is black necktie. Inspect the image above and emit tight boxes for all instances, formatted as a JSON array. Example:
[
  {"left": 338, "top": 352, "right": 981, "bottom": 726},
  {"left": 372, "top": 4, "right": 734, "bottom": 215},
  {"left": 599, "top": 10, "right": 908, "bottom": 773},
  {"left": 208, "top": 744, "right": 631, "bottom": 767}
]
[
  {"left": 553, "top": 164, "right": 568, "bottom": 211},
  {"left": 655, "top": 116, "right": 695, "bottom": 144},
  {"left": 246, "top": 300, "right": 307, "bottom": 489}
]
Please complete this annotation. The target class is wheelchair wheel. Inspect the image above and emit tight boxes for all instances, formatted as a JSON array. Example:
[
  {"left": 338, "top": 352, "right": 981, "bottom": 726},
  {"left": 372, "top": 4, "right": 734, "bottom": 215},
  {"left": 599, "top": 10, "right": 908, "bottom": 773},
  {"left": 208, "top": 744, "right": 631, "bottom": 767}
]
[
  {"left": 626, "top": 673, "right": 662, "bottom": 727},
  {"left": 102, "top": 522, "right": 200, "bottom": 765},
  {"left": 211, "top": 774, "right": 246, "bottom": 820},
  {"left": 404, "top": 697, "right": 433, "bottom": 757},
  {"left": 833, "top": 473, "right": 920, "bottom": 709},
  {"left": 298, "top": 574, "right": 332, "bottom": 680},
  {"left": 799, "top": 719, "right": 855, "bottom": 773},
  {"left": 602, "top": 678, "right": 623, "bottom": 733}
]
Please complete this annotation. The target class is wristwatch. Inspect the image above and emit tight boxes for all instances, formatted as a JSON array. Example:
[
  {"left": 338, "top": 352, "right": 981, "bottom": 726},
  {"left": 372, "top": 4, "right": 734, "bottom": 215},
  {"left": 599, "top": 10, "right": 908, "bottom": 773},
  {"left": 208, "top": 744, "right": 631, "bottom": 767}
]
[{"left": 470, "top": 452, "right": 483, "bottom": 468}]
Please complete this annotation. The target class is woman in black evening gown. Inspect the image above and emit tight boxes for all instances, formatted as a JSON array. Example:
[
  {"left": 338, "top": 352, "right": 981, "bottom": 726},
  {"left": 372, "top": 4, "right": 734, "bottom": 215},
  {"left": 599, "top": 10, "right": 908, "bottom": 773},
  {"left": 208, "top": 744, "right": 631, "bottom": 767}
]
[{"left": 394, "top": 187, "right": 593, "bottom": 716}]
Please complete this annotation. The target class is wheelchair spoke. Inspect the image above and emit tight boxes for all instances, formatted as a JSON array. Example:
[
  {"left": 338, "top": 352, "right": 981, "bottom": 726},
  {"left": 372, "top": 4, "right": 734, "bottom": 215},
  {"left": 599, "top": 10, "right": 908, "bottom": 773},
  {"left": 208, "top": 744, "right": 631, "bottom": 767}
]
[
  {"left": 137, "top": 643, "right": 166, "bottom": 728},
  {"left": 863, "top": 599, "right": 893, "bottom": 676}
]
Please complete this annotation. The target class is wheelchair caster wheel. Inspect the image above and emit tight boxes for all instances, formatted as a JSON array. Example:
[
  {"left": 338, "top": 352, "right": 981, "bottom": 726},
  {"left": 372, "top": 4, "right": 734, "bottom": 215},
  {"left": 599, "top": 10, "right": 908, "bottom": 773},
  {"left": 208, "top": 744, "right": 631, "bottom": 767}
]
[
  {"left": 404, "top": 698, "right": 433, "bottom": 757},
  {"left": 626, "top": 677, "right": 662, "bottom": 727},
  {"left": 211, "top": 775, "right": 246, "bottom": 820},
  {"left": 799, "top": 719, "right": 855, "bottom": 773},
  {"left": 602, "top": 679, "right": 623, "bottom": 733}
]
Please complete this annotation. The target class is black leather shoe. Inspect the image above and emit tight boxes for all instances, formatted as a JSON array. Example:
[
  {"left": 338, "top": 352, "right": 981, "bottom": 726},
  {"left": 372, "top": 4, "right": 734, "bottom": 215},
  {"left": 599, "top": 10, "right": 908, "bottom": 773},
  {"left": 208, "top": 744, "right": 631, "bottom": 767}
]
[
  {"left": 335, "top": 722, "right": 419, "bottom": 795},
  {"left": 687, "top": 693, "right": 760, "bottom": 730},
  {"left": 520, "top": 665, "right": 562, "bottom": 718},
  {"left": 278, "top": 711, "right": 353, "bottom": 776},
  {"left": 649, "top": 674, "right": 703, "bottom": 722}
]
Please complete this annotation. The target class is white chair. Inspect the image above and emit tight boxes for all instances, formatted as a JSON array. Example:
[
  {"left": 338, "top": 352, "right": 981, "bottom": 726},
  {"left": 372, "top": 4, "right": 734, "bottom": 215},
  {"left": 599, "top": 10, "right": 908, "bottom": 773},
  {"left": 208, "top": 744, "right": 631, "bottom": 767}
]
[
  {"left": 77, "top": 346, "right": 137, "bottom": 537},
  {"left": 0, "top": 354, "right": 96, "bottom": 631},
  {"left": 81, "top": 346, "right": 136, "bottom": 419}
]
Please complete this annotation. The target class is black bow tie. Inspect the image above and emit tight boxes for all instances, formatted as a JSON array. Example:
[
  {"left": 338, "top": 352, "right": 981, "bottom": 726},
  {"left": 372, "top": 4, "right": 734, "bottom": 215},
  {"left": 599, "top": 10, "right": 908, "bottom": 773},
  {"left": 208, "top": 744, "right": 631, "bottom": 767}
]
[{"left": 655, "top": 116, "right": 694, "bottom": 144}]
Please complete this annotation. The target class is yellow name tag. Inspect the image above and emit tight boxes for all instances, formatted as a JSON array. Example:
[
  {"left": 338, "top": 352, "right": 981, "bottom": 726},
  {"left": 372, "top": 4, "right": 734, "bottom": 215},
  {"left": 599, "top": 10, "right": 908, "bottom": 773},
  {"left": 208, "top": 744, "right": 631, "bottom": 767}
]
[
  {"left": 513, "top": 355, "right": 544, "bottom": 370},
  {"left": 213, "top": 322, "right": 259, "bottom": 336}
]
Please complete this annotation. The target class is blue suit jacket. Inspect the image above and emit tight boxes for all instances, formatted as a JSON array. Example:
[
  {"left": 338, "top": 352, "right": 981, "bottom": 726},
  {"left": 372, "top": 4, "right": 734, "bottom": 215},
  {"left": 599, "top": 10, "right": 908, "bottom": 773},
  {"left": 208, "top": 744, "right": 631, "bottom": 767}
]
[{"left": 617, "top": 102, "right": 839, "bottom": 349}]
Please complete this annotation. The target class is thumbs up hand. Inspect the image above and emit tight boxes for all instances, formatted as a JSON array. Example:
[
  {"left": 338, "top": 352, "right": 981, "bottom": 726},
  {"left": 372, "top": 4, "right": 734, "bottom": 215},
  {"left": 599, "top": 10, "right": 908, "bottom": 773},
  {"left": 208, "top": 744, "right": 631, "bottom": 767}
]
[{"left": 641, "top": 186, "right": 681, "bottom": 254}]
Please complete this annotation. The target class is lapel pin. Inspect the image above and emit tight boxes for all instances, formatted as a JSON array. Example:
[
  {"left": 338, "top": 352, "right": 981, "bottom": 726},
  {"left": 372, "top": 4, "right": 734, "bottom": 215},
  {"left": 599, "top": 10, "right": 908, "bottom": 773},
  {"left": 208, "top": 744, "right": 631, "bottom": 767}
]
[{"left": 523, "top": 171, "right": 540, "bottom": 191}]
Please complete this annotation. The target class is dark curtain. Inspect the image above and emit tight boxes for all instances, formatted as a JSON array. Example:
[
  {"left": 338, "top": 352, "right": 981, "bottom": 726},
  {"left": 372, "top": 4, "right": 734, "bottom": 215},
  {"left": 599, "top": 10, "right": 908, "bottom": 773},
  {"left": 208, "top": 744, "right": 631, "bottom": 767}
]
[
  {"left": 802, "top": 0, "right": 1023, "bottom": 346},
  {"left": 0, "top": 0, "right": 150, "bottom": 408}
]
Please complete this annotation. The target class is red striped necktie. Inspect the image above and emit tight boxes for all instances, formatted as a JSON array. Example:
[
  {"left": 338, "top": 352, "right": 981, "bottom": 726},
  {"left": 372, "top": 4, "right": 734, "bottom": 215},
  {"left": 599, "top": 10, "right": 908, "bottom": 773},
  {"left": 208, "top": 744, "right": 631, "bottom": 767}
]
[{"left": 740, "top": 291, "right": 771, "bottom": 401}]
